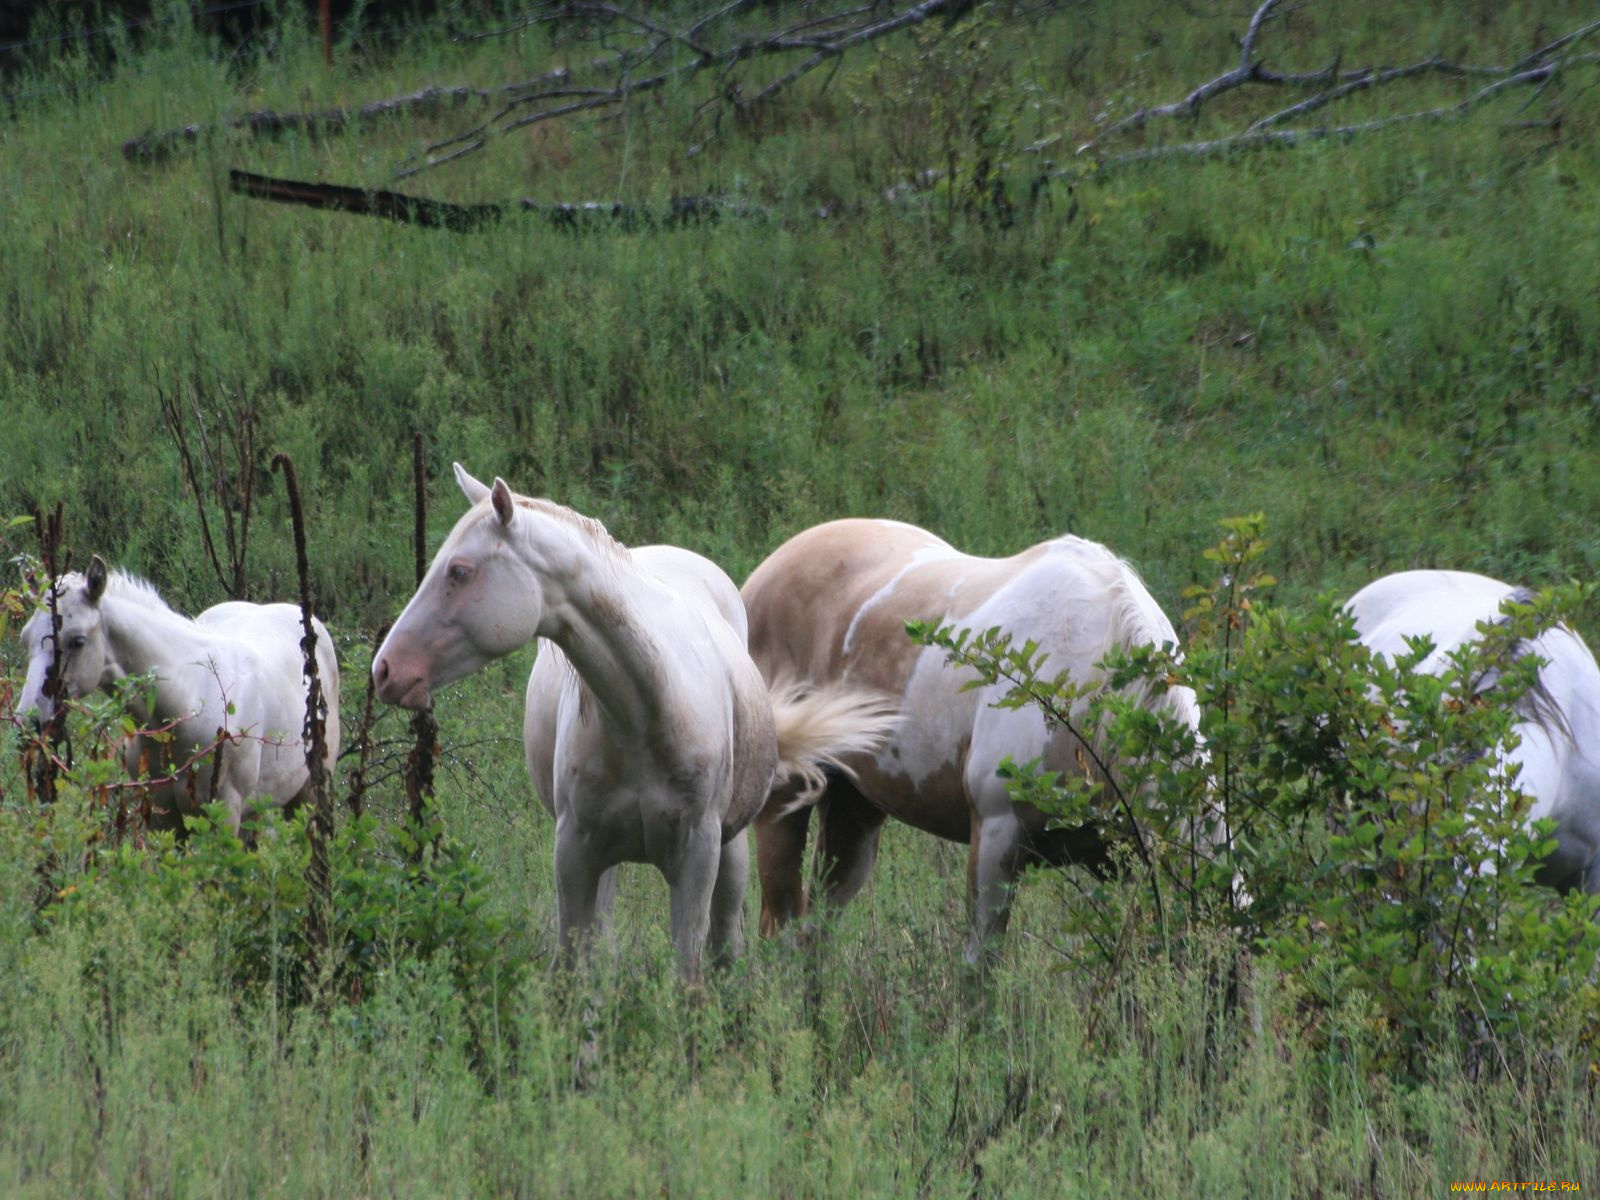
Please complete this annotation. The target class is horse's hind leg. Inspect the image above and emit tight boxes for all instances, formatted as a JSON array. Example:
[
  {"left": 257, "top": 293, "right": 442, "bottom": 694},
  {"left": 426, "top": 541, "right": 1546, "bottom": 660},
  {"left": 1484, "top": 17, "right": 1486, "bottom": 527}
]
[
  {"left": 813, "top": 776, "right": 888, "bottom": 914},
  {"left": 707, "top": 830, "right": 749, "bottom": 968},
  {"left": 665, "top": 818, "right": 723, "bottom": 984},
  {"left": 754, "top": 794, "right": 812, "bottom": 937}
]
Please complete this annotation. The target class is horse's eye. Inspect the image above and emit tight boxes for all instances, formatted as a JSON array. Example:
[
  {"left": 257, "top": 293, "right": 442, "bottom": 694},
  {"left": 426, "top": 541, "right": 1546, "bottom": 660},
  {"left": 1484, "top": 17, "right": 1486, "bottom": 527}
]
[
  {"left": 448, "top": 563, "right": 473, "bottom": 584},
  {"left": 66, "top": 635, "right": 87, "bottom": 651}
]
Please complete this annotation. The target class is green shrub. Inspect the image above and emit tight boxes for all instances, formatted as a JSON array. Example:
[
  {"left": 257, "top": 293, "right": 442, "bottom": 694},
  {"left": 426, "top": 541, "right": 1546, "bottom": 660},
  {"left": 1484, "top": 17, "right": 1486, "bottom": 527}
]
[
  {"left": 915, "top": 517, "right": 1600, "bottom": 1072},
  {"left": 42, "top": 795, "right": 523, "bottom": 1020}
]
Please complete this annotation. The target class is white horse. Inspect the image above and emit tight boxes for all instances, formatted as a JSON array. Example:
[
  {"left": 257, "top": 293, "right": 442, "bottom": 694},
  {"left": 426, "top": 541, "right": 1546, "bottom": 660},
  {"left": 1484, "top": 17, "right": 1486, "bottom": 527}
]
[
  {"left": 371, "top": 466, "right": 894, "bottom": 981},
  {"left": 16, "top": 557, "right": 341, "bottom": 835},
  {"left": 1348, "top": 569, "right": 1600, "bottom": 893},
  {"left": 741, "top": 518, "right": 1204, "bottom": 964}
]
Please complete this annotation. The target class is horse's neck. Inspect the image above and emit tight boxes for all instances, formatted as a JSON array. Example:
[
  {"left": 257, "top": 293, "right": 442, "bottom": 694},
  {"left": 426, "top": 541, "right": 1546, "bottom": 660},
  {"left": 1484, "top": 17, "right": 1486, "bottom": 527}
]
[
  {"left": 100, "top": 595, "right": 213, "bottom": 722},
  {"left": 521, "top": 515, "right": 681, "bottom": 738}
]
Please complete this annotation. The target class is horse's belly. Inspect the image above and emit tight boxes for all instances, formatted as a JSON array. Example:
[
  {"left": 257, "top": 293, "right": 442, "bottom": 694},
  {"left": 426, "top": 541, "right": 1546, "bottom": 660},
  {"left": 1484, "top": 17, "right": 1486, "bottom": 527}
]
[
  {"left": 124, "top": 734, "right": 212, "bottom": 817},
  {"left": 847, "top": 648, "right": 977, "bottom": 842},
  {"left": 855, "top": 754, "right": 971, "bottom": 841}
]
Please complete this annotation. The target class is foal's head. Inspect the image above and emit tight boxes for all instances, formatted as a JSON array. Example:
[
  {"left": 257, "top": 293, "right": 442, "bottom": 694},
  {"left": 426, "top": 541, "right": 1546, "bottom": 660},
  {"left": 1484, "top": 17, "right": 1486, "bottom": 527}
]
[
  {"left": 372, "top": 464, "right": 547, "bottom": 709},
  {"left": 18, "top": 556, "right": 113, "bottom": 723}
]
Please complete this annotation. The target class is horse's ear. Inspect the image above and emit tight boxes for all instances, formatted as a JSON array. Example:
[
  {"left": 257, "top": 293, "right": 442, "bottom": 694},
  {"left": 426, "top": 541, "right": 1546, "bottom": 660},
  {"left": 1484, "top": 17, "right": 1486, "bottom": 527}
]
[
  {"left": 453, "top": 462, "right": 491, "bottom": 506},
  {"left": 85, "top": 555, "right": 108, "bottom": 603},
  {"left": 490, "top": 478, "right": 516, "bottom": 527}
]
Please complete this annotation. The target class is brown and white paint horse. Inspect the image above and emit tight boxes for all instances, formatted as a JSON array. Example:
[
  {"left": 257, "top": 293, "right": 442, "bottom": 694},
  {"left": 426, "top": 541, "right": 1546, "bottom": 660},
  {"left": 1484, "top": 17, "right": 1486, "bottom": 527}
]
[
  {"left": 372, "top": 467, "right": 894, "bottom": 981},
  {"left": 743, "top": 518, "right": 1202, "bottom": 964}
]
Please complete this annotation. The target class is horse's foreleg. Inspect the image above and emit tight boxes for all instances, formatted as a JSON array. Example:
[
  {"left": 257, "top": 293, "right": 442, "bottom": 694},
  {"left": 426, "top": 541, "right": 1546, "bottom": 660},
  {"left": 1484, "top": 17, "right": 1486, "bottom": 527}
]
[
  {"left": 593, "top": 866, "right": 620, "bottom": 940},
  {"left": 813, "top": 778, "right": 888, "bottom": 912},
  {"left": 707, "top": 830, "right": 749, "bottom": 968},
  {"left": 754, "top": 799, "right": 812, "bottom": 937},
  {"left": 553, "top": 830, "right": 606, "bottom": 967},
  {"left": 665, "top": 819, "right": 722, "bottom": 984}
]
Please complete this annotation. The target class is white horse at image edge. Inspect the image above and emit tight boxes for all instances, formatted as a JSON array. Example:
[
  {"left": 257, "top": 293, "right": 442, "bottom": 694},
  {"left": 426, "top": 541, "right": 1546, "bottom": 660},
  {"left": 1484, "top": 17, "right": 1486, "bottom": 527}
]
[
  {"left": 1348, "top": 568, "right": 1600, "bottom": 893},
  {"left": 16, "top": 557, "right": 341, "bottom": 835},
  {"left": 370, "top": 465, "right": 896, "bottom": 981}
]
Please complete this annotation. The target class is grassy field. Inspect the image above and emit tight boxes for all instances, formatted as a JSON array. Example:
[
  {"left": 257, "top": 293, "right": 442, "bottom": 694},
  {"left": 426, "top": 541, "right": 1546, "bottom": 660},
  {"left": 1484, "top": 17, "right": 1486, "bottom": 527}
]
[{"left": 2, "top": 1, "right": 1600, "bottom": 1194}]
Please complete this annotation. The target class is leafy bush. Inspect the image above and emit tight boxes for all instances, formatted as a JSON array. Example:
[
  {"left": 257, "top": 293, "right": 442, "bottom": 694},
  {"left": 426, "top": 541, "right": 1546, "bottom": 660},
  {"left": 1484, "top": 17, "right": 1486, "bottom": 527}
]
[
  {"left": 39, "top": 795, "right": 522, "bottom": 1022},
  {"left": 915, "top": 516, "right": 1600, "bottom": 1071}
]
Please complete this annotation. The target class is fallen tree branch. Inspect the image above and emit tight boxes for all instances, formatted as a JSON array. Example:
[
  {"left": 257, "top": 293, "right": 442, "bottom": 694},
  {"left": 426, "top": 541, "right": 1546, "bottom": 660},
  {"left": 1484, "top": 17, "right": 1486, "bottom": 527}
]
[
  {"left": 1086, "top": 0, "right": 1287, "bottom": 146},
  {"left": 1077, "top": 0, "right": 1599, "bottom": 165},
  {"left": 126, "top": 2, "right": 985, "bottom": 175},
  {"left": 230, "top": 169, "right": 506, "bottom": 230},
  {"left": 1076, "top": 53, "right": 1597, "bottom": 170},
  {"left": 123, "top": 79, "right": 569, "bottom": 164},
  {"left": 228, "top": 167, "right": 770, "bottom": 230},
  {"left": 395, "top": 0, "right": 977, "bottom": 179}
]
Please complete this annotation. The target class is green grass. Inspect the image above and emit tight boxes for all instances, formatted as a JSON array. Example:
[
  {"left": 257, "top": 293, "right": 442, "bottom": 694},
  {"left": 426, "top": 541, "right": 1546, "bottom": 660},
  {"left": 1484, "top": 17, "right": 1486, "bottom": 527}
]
[{"left": 3, "top": 1, "right": 1600, "bottom": 1193}]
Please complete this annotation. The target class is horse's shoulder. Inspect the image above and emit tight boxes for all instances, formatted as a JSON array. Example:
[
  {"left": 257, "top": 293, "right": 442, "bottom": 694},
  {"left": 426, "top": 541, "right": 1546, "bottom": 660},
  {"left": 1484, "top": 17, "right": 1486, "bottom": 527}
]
[{"left": 633, "top": 544, "right": 746, "bottom": 643}]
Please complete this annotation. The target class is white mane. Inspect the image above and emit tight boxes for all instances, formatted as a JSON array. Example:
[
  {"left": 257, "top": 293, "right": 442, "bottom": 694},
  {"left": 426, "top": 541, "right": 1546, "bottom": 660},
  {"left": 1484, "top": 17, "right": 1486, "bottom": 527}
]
[
  {"left": 455, "top": 493, "right": 642, "bottom": 722},
  {"left": 456, "top": 494, "right": 632, "bottom": 573},
  {"left": 103, "top": 569, "right": 178, "bottom": 613},
  {"left": 41, "top": 566, "right": 176, "bottom": 615}
]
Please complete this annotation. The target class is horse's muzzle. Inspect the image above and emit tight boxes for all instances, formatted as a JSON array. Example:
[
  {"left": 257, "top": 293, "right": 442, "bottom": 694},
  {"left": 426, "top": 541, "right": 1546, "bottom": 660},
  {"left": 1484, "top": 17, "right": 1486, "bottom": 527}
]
[{"left": 372, "top": 654, "right": 431, "bottom": 710}]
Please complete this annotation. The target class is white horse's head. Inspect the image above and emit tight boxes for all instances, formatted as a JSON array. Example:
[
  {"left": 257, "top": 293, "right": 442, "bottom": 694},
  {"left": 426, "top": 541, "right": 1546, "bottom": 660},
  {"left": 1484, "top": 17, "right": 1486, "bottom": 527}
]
[
  {"left": 372, "top": 464, "right": 546, "bottom": 709},
  {"left": 17, "top": 556, "right": 113, "bottom": 724}
]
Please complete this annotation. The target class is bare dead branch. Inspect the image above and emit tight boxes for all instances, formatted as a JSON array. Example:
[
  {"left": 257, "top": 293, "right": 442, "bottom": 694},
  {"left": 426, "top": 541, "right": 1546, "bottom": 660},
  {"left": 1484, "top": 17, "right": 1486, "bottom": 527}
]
[
  {"left": 1078, "top": 0, "right": 1599, "bottom": 165},
  {"left": 134, "top": 2, "right": 939, "bottom": 176},
  {"left": 1511, "top": 15, "right": 1600, "bottom": 73},
  {"left": 122, "top": 80, "right": 574, "bottom": 164},
  {"left": 156, "top": 374, "right": 259, "bottom": 598},
  {"left": 343, "top": 621, "right": 391, "bottom": 819},
  {"left": 396, "top": 0, "right": 977, "bottom": 179},
  {"left": 1085, "top": 0, "right": 1286, "bottom": 147},
  {"left": 1244, "top": 58, "right": 1486, "bottom": 133},
  {"left": 405, "top": 431, "right": 440, "bottom": 862},
  {"left": 1077, "top": 54, "right": 1597, "bottom": 170},
  {"left": 271, "top": 451, "right": 333, "bottom": 980}
]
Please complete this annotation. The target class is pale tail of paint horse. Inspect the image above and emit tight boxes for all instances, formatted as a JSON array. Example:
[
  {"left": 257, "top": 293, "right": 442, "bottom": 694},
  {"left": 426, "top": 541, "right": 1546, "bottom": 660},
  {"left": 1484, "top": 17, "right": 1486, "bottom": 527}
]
[
  {"left": 15, "top": 557, "right": 341, "bottom": 834},
  {"left": 372, "top": 466, "right": 894, "bottom": 980},
  {"left": 742, "top": 518, "right": 1203, "bottom": 964},
  {"left": 1349, "top": 569, "right": 1600, "bottom": 894}
]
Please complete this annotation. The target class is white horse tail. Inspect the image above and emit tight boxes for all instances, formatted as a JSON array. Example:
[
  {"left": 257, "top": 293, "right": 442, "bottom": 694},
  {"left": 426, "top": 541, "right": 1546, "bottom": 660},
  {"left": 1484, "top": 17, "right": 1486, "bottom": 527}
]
[{"left": 767, "top": 676, "right": 898, "bottom": 814}]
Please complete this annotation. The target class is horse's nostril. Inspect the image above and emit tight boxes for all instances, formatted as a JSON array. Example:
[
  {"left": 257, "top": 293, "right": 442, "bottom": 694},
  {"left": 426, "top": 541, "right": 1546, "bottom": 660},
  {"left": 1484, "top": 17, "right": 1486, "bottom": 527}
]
[{"left": 374, "top": 658, "right": 389, "bottom": 685}]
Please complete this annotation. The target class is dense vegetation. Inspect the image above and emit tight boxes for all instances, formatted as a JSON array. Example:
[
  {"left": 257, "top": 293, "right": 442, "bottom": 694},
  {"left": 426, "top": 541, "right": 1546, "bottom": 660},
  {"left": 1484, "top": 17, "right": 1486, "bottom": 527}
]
[{"left": 2, "top": 1, "right": 1599, "bottom": 1193}]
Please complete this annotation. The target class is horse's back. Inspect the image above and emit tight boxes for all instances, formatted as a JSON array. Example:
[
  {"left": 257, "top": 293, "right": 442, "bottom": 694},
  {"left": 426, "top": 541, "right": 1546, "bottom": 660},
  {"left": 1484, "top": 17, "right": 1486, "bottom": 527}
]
[
  {"left": 743, "top": 518, "right": 1024, "bottom": 687},
  {"left": 1348, "top": 570, "right": 1520, "bottom": 665},
  {"left": 742, "top": 518, "right": 1185, "bottom": 841},
  {"left": 194, "top": 600, "right": 341, "bottom": 761}
]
